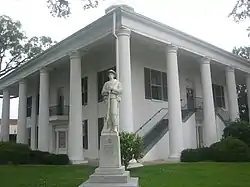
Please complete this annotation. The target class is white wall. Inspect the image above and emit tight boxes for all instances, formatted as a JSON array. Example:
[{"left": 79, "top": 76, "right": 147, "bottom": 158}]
[
  {"left": 183, "top": 113, "right": 197, "bottom": 149},
  {"left": 23, "top": 39, "right": 229, "bottom": 161}
]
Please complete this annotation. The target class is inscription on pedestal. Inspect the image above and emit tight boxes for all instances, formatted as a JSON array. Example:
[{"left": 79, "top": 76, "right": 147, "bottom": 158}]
[{"left": 100, "top": 134, "right": 121, "bottom": 168}]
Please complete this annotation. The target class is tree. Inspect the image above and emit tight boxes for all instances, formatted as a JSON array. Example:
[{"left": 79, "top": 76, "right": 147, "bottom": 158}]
[
  {"left": 0, "top": 15, "right": 56, "bottom": 77},
  {"left": 232, "top": 47, "right": 250, "bottom": 121},
  {"left": 47, "top": 0, "right": 100, "bottom": 18}
]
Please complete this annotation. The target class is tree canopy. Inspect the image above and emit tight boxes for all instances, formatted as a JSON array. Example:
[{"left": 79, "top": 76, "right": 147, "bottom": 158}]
[
  {"left": 0, "top": 15, "right": 56, "bottom": 77},
  {"left": 47, "top": 0, "right": 100, "bottom": 18}
]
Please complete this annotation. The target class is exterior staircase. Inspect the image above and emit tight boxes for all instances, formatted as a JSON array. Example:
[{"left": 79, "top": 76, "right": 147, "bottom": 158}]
[{"left": 135, "top": 108, "right": 195, "bottom": 155}]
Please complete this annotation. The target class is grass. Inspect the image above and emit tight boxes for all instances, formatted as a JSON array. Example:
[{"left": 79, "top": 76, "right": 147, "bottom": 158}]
[{"left": 0, "top": 163, "right": 250, "bottom": 187}]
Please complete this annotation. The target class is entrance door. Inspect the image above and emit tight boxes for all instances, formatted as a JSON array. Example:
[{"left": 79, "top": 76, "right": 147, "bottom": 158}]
[
  {"left": 186, "top": 88, "right": 195, "bottom": 110},
  {"left": 55, "top": 130, "right": 68, "bottom": 154}
]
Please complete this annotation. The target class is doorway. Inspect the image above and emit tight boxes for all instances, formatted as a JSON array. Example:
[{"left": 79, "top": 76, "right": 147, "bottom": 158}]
[{"left": 55, "top": 129, "right": 68, "bottom": 154}]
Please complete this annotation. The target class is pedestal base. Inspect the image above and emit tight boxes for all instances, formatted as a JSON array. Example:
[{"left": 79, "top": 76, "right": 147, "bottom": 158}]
[
  {"left": 79, "top": 177, "right": 139, "bottom": 187},
  {"left": 79, "top": 133, "right": 139, "bottom": 187}
]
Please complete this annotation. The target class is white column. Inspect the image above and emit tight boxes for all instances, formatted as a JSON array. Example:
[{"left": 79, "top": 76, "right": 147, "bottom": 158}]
[
  {"left": 117, "top": 27, "right": 134, "bottom": 132},
  {"left": 30, "top": 91, "right": 37, "bottom": 150},
  {"left": 166, "top": 45, "right": 183, "bottom": 159},
  {"left": 246, "top": 74, "right": 250, "bottom": 121},
  {"left": 200, "top": 58, "right": 217, "bottom": 146},
  {"left": 38, "top": 69, "right": 50, "bottom": 152},
  {"left": 17, "top": 80, "right": 27, "bottom": 144},
  {"left": 226, "top": 66, "right": 239, "bottom": 121},
  {"left": 1, "top": 89, "right": 10, "bottom": 141},
  {"left": 68, "top": 51, "right": 85, "bottom": 164}
]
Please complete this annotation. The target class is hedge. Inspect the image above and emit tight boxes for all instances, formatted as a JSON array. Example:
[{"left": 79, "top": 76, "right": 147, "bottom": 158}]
[
  {"left": 181, "top": 137, "right": 250, "bottom": 162},
  {"left": 0, "top": 142, "right": 69, "bottom": 165}
]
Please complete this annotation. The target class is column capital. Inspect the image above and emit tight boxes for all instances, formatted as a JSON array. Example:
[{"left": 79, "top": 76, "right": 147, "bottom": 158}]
[
  {"left": 225, "top": 65, "right": 235, "bottom": 72},
  {"left": 19, "top": 79, "right": 27, "bottom": 85},
  {"left": 166, "top": 44, "right": 178, "bottom": 53},
  {"left": 116, "top": 27, "right": 131, "bottom": 37},
  {"left": 40, "top": 67, "right": 49, "bottom": 74},
  {"left": 69, "top": 50, "right": 81, "bottom": 60},
  {"left": 246, "top": 73, "right": 250, "bottom": 78},
  {"left": 200, "top": 57, "right": 211, "bottom": 64}
]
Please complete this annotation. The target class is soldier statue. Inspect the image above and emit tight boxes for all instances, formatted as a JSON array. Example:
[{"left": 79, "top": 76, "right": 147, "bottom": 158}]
[{"left": 101, "top": 70, "right": 122, "bottom": 133}]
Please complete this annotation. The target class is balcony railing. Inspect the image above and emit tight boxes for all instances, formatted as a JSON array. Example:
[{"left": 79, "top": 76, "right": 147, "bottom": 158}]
[{"left": 49, "top": 105, "right": 69, "bottom": 116}]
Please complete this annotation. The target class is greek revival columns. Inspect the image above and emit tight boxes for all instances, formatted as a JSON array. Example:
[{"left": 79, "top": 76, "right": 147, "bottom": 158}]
[
  {"left": 17, "top": 80, "right": 27, "bottom": 144},
  {"left": 117, "top": 27, "right": 134, "bottom": 132},
  {"left": 200, "top": 58, "right": 217, "bottom": 146},
  {"left": 68, "top": 51, "right": 84, "bottom": 163},
  {"left": 1, "top": 89, "right": 10, "bottom": 141},
  {"left": 166, "top": 45, "right": 183, "bottom": 159},
  {"left": 38, "top": 69, "right": 50, "bottom": 152},
  {"left": 225, "top": 67, "right": 239, "bottom": 120}
]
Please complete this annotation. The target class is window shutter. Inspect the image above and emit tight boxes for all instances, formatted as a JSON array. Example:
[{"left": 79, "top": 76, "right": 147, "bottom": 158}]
[
  {"left": 162, "top": 72, "right": 168, "bottom": 101},
  {"left": 144, "top": 68, "right": 151, "bottom": 99}
]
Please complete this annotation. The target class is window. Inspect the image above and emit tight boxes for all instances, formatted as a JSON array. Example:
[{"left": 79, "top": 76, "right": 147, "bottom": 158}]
[
  {"left": 144, "top": 68, "right": 168, "bottom": 101},
  {"left": 97, "top": 67, "right": 116, "bottom": 102},
  {"left": 58, "top": 131, "right": 66, "bottom": 148},
  {"left": 82, "top": 120, "right": 88, "bottom": 149},
  {"left": 212, "top": 84, "right": 225, "bottom": 108},
  {"left": 27, "top": 96, "right": 32, "bottom": 117},
  {"left": 27, "top": 128, "right": 31, "bottom": 147},
  {"left": 98, "top": 118, "right": 104, "bottom": 149},
  {"left": 82, "top": 77, "right": 88, "bottom": 105},
  {"left": 37, "top": 94, "right": 39, "bottom": 115}
]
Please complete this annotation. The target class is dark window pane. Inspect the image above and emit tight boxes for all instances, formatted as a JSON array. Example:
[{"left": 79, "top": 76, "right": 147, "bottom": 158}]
[
  {"left": 151, "top": 70, "right": 161, "bottom": 85},
  {"left": 82, "top": 77, "right": 88, "bottom": 105},
  {"left": 27, "top": 96, "right": 32, "bottom": 117},
  {"left": 162, "top": 72, "right": 168, "bottom": 101},
  {"left": 152, "top": 86, "right": 162, "bottom": 100},
  {"left": 144, "top": 68, "right": 151, "bottom": 99},
  {"left": 98, "top": 118, "right": 104, "bottom": 149},
  {"left": 82, "top": 120, "right": 88, "bottom": 149}
]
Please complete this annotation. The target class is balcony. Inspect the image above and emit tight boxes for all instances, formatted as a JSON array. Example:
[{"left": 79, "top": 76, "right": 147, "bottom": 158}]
[{"left": 49, "top": 105, "right": 69, "bottom": 122}]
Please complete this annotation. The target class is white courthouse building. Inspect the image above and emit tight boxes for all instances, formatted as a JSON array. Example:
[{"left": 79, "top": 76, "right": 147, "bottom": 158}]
[{"left": 0, "top": 5, "right": 249, "bottom": 163}]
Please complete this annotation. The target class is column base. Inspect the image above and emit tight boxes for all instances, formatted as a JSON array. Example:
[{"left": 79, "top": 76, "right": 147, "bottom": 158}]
[
  {"left": 70, "top": 159, "right": 88, "bottom": 165},
  {"left": 168, "top": 154, "right": 180, "bottom": 162}
]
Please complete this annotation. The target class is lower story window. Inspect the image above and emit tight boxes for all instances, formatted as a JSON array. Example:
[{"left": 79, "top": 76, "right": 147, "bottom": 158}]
[
  {"left": 82, "top": 120, "right": 88, "bottom": 149},
  {"left": 98, "top": 118, "right": 104, "bottom": 149},
  {"left": 58, "top": 131, "right": 66, "bottom": 148},
  {"left": 27, "top": 128, "right": 31, "bottom": 147}
]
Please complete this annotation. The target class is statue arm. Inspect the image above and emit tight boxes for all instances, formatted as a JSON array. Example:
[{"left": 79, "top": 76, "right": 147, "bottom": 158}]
[{"left": 111, "top": 82, "right": 122, "bottom": 95}]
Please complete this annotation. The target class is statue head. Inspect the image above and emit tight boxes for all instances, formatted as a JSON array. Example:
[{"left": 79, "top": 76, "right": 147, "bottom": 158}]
[{"left": 108, "top": 69, "right": 116, "bottom": 80}]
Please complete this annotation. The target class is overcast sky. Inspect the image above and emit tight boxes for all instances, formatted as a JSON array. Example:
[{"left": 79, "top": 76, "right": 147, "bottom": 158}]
[{"left": 0, "top": 0, "right": 249, "bottom": 119}]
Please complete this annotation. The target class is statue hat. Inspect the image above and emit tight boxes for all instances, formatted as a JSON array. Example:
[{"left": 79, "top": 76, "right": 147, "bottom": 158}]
[{"left": 108, "top": 69, "right": 117, "bottom": 77}]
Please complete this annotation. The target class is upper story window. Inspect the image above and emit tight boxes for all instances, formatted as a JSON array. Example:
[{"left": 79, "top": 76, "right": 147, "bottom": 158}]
[
  {"left": 27, "top": 96, "right": 32, "bottom": 117},
  {"left": 82, "top": 77, "right": 88, "bottom": 105},
  {"left": 97, "top": 67, "right": 116, "bottom": 102},
  {"left": 212, "top": 84, "right": 225, "bottom": 108},
  {"left": 144, "top": 68, "right": 168, "bottom": 101}
]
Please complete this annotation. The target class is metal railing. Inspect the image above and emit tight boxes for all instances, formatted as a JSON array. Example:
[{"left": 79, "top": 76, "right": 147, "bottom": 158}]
[
  {"left": 49, "top": 105, "right": 69, "bottom": 116},
  {"left": 135, "top": 108, "right": 168, "bottom": 134}
]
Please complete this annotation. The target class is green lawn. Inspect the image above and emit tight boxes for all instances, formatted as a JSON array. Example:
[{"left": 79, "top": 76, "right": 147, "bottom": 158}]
[{"left": 0, "top": 163, "right": 250, "bottom": 187}]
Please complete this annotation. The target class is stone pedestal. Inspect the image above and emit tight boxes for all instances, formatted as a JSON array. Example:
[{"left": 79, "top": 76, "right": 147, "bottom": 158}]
[{"left": 79, "top": 133, "right": 139, "bottom": 187}]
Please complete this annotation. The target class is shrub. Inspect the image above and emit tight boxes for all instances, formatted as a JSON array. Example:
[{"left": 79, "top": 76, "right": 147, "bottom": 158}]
[
  {"left": 0, "top": 142, "right": 30, "bottom": 164},
  {"left": 181, "top": 147, "right": 212, "bottom": 162},
  {"left": 223, "top": 120, "right": 250, "bottom": 147},
  {"left": 0, "top": 142, "right": 69, "bottom": 165},
  {"left": 120, "top": 131, "right": 143, "bottom": 169},
  {"left": 213, "top": 137, "right": 250, "bottom": 162}
]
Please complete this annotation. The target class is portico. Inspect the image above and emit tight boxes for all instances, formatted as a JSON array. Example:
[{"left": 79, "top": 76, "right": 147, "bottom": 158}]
[{"left": 0, "top": 5, "right": 248, "bottom": 162}]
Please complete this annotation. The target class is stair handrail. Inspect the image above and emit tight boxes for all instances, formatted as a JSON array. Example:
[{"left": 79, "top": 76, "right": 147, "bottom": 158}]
[{"left": 135, "top": 108, "right": 168, "bottom": 134}]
